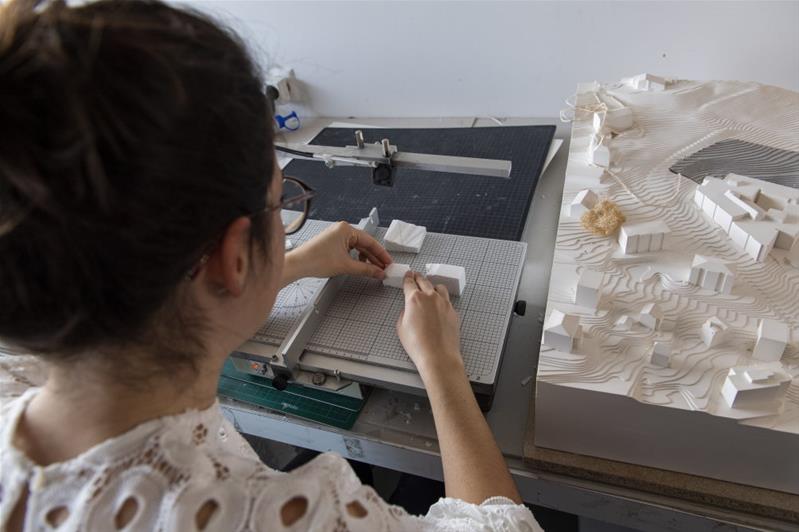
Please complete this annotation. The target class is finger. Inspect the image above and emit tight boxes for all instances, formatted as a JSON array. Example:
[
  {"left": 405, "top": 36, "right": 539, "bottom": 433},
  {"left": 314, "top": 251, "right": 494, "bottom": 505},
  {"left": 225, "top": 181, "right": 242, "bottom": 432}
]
[
  {"left": 435, "top": 284, "right": 450, "bottom": 302},
  {"left": 396, "top": 308, "right": 405, "bottom": 328},
  {"left": 349, "top": 229, "right": 392, "bottom": 266},
  {"left": 347, "top": 257, "right": 386, "bottom": 279},
  {"left": 402, "top": 271, "right": 418, "bottom": 300},
  {"left": 415, "top": 272, "right": 435, "bottom": 295},
  {"left": 359, "top": 249, "right": 385, "bottom": 268}
]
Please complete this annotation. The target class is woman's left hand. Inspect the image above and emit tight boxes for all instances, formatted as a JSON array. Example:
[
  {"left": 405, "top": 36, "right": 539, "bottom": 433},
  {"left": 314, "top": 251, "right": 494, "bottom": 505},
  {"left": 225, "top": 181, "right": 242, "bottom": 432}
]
[{"left": 282, "top": 221, "right": 392, "bottom": 286}]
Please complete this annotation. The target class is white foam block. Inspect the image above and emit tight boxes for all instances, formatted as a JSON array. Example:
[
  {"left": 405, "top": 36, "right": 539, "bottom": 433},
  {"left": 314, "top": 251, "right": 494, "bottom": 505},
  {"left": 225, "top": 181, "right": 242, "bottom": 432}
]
[
  {"left": 425, "top": 263, "right": 466, "bottom": 297},
  {"left": 384, "top": 219, "right": 427, "bottom": 254},
  {"left": 382, "top": 263, "right": 410, "bottom": 289}
]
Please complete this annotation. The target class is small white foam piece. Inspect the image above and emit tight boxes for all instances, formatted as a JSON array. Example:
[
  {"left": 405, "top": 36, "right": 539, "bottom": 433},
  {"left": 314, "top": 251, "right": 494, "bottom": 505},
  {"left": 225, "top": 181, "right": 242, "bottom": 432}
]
[
  {"left": 721, "top": 364, "right": 792, "bottom": 409},
  {"left": 382, "top": 263, "right": 410, "bottom": 289},
  {"left": 615, "top": 315, "right": 635, "bottom": 331},
  {"left": 701, "top": 317, "right": 729, "bottom": 348},
  {"left": 688, "top": 255, "right": 735, "bottom": 294},
  {"left": 543, "top": 309, "right": 582, "bottom": 353},
  {"left": 594, "top": 108, "right": 635, "bottom": 133},
  {"left": 753, "top": 319, "right": 789, "bottom": 362},
  {"left": 638, "top": 302, "right": 663, "bottom": 331},
  {"left": 384, "top": 219, "right": 426, "bottom": 253},
  {"left": 575, "top": 269, "right": 603, "bottom": 308},
  {"left": 589, "top": 145, "right": 610, "bottom": 167},
  {"left": 650, "top": 340, "right": 673, "bottom": 368},
  {"left": 424, "top": 263, "right": 465, "bottom": 297},
  {"left": 572, "top": 163, "right": 607, "bottom": 184},
  {"left": 626, "top": 73, "right": 668, "bottom": 91},
  {"left": 285, "top": 238, "right": 294, "bottom": 250},
  {"left": 618, "top": 221, "right": 670, "bottom": 254},
  {"left": 569, "top": 189, "right": 598, "bottom": 218}
]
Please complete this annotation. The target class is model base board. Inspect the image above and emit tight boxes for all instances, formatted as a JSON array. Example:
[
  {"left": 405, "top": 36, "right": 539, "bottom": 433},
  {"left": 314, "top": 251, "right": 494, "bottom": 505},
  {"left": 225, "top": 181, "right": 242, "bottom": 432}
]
[{"left": 537, "top": 79, "right": 799, "bottom": 494}]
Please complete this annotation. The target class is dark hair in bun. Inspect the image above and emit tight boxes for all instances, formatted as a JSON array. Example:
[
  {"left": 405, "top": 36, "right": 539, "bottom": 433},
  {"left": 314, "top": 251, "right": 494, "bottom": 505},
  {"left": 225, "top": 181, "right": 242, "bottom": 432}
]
[{"left": 0, "top": 0, "right": 275, "bottom": 373}]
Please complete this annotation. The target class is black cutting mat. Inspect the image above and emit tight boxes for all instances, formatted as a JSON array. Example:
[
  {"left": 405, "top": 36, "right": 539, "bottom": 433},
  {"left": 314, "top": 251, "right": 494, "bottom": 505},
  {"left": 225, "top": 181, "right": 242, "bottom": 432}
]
[
  {"left": 283, "top": 125, "right": 555, "bottom": 241},
  {"left": 669, "top": 139, "right": 799, "bottom": 189}
]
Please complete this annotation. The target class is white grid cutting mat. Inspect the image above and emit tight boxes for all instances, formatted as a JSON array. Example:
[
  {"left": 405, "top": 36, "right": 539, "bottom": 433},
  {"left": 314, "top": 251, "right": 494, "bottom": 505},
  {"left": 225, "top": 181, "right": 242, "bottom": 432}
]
[{"left": 253, "top": 219, "right": 526, "bottom": 383}]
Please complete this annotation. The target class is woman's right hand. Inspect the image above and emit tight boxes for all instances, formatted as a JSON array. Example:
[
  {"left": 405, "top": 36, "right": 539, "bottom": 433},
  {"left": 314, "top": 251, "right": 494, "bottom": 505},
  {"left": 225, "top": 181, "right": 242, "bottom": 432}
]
[{"left": 396, "top": 272, "right": 464, "bottom": 381}]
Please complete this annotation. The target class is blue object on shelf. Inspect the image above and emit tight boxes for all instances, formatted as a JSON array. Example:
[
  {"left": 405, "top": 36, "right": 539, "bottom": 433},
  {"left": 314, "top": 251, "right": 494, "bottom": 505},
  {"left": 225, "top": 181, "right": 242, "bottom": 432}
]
[{"left": 275, "top": 110, "right": 301, "bottom": 131}]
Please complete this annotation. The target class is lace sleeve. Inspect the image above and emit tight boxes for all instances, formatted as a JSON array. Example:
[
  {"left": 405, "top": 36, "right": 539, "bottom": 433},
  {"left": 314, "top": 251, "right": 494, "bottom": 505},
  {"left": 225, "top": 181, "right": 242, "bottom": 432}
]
[{"left": 247, "top": 453, "right": 542, "bottom": 532}]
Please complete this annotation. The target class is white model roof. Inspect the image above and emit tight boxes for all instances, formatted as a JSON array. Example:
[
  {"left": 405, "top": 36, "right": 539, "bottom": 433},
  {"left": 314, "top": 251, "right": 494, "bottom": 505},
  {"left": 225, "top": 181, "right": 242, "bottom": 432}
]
[
  {"left": 691, "top": 255, "right": 735, "bottom": 275},
  {"left": 621, "top": 220, "right": 671, "bottom": 237},
  {"left": 545, "top": 309, "right": 581, "bottom": 338}
]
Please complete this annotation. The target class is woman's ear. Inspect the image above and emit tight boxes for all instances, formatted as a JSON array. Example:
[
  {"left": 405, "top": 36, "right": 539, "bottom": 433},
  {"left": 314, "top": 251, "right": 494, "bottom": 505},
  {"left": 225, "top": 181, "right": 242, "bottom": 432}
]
[{"left": 207, "top": 216, "right": 252, "bottom": 297}]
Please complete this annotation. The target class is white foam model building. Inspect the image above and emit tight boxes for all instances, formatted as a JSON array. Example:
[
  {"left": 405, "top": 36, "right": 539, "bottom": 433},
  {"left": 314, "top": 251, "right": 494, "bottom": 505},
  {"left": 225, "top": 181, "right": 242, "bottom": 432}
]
[
  {"left": 693, "top": 174, "right": 799, "bottom": 263},
  {"left": 618, "top": 221, "right": 670, "bottom": 255},
  {"left": 615, "top": 315, "right": 635, "bottom": 331},
  {"left": 424, "top": 263, "right": 466, "bottom": 297},
  {"left": 593, "top": 108, "right": 634, "bottom": 134},
  {"left": 637, "top": 302, "right": 663, "bottom": 331},
  {"left": 752, "top": 319, "right": 789, "bottom": 362},
  {"left": 650, "top": 340, "right": 673, "bottom": 368},
  {"left": 721, "top": 365, "right": 792, "bottom": 409},
  {"left": 382, "top": 263, "right": 410, "bottom": 289},
  {"left": 572, "top": 164, "right": 607, "bottom": 185},
  {"left": 543, "top": 310, "right": 581, "bottom": 354},
  {"left": 384, "top": 219, "right": 427, "bottom": 253},
  {"left": 625, "top": 73, "right": 668, "bottom": 91},
  {"left": 701, "top": 317, "right": 729, "bottom": 348},
  {"left": 569, "top": 189, "right": 598, "bottom": 218},
  {"left": 688, "top": 255, "right": 735, "bottom": 294},
  {"left": 575, "top": 269, "right": 603, "bottom": 308},
  {"left": 588, "top": 133, "right": 610, "bottom": 167}
]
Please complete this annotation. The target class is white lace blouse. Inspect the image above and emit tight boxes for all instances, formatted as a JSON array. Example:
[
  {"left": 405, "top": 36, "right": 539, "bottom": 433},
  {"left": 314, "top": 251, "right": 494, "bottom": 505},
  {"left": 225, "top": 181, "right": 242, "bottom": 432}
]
[{"left": 0, "top": 358, "right": 541, "bottom": 531}]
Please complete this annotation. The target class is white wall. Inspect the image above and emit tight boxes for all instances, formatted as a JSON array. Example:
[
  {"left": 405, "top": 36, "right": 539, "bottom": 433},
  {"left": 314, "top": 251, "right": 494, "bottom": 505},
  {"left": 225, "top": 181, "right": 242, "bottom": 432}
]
[{"left": 188, "top": 1, "right": 799, "bottom": 118}]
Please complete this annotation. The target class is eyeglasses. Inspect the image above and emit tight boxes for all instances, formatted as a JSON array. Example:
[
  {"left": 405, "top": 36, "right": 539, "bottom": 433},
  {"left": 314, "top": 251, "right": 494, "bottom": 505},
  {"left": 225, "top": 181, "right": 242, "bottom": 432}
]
[
  {"left": 186, "top": 176, "right": 315, "bottom": 280},
  {"left": 263, "top": 176, "right": 315, "bottom": 235}
]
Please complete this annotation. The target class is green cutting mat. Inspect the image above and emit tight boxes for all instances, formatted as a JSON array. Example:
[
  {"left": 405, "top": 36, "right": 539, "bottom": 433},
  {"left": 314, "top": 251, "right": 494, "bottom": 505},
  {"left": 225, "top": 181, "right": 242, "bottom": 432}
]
[{"left": 217, "top": 359, "right": 364, "bottom": 430}]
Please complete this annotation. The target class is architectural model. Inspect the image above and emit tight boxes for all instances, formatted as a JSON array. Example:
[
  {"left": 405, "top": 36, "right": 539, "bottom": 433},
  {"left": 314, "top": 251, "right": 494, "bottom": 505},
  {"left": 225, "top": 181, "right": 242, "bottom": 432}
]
[
  {"left": 637, "top": 302, "right": 664, "bottom": 331},
  {"left": 721, "top": 365, "right": 792, "bottom": 410},
  {"left": 618, "top": 221, "right": 670, "bottom": 255},
  {"left": 384, "top": 219, "right": 427, "bottom": 253},
  {"left": 537, "top": 78, "right": 799, "bottom": 494},
  {"left": 575, "top": 269, "right": 602, "bottom": 309},
  {"left": 688, "top": 255, "right": 735, "bottom": 294},
  {"left": 701, "top": 317, "right": 729, "bottom": 348},
  {"left": 753, "top": 319, "right": 789, "bottom": 362},
  {"left": 424, "top": 263, "right": 466, "bottom": 297},
  {"left": 593, "top": 107, "right": 634, "bottom": 134},
  {"left": 624, "top": 73, "right": 668, "bottom": 91},
  {"left": 542, "top": 310, "right": 581, "bottom": 354},
  {"left": 650, "top": 340, "right": 673, "bottom": 368},
  {"left": 569, "top": 189, "right": 598, "bottom": 218},
  {"left": 693, "top": 173, "right": 799, "bottom": 262},
  {"left": 383, "top": 263, "right": 410, "bottom": 289},
  {"left": 588, "top": 133, "right": 610, "bottom": 167}
]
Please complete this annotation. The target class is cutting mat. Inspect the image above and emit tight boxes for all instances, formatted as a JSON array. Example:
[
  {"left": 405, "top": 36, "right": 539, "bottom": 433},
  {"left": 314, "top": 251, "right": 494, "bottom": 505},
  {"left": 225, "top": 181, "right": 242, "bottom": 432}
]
[
  {"left": 282, "top": 125, "right": 555, "bottom": 241},
  {"left": 254, "top": 219, "right": 527, "bottom": 385}
]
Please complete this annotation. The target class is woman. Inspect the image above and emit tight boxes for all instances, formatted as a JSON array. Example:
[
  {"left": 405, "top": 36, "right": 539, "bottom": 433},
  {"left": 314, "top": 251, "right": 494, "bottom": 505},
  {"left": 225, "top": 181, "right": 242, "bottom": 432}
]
[{"left": 0, "top": 0, "right": 541, "bottom": 529}]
